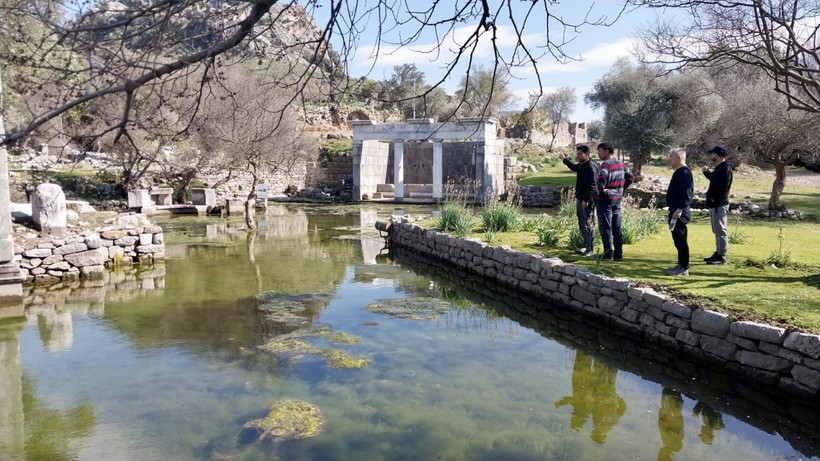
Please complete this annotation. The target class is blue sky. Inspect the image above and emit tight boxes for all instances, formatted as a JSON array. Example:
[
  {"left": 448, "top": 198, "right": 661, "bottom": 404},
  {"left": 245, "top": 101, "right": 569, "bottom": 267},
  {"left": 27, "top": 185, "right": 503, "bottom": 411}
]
[{"left": 312, "top": 1, "right": 658, "bottom": 123}]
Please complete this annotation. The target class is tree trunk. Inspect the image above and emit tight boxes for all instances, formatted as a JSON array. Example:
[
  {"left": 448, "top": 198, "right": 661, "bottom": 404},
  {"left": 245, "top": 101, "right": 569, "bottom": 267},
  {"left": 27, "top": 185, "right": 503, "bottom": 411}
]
[
  {"left": 630, "top": 148, "right": 650, "bottom": 177},
  {"left": 768, "top": 161, "right": 787, "bottom": 211},
  {"left": 245, "top": 165, "right": 258, "bottom": 230}
]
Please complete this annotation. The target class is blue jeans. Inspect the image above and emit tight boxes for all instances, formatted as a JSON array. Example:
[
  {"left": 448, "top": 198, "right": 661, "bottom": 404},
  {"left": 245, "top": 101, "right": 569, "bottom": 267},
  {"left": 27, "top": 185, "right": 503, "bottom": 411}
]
[{"left": 597, "top": 200, "right": 623, "bottom": 258}]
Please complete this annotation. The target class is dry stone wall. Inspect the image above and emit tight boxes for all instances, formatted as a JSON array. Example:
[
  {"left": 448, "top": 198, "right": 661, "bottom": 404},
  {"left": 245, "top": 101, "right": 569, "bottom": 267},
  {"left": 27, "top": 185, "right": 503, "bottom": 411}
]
[
  {"left": 15, "top": 214, "right": 165, "bottom": 284},
  {"left": 389, "top": 223, "right": 820, "bottom": 400}
]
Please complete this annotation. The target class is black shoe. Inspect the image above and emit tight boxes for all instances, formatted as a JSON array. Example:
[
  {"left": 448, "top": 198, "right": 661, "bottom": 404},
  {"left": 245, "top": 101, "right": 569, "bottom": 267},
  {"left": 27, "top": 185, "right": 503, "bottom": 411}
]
[
  {"left": 707, "top": 256, "right": 726, "bottom": 265},
  {"left": 703, "top": 252, "right": 720, "bottom": 263},
  {"left": 614, "top": 255, "right": 623, "bottom": 261}
]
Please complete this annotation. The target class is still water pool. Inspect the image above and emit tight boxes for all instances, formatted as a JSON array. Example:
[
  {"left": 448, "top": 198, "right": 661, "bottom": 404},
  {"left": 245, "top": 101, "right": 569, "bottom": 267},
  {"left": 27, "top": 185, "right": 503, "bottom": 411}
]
[{"left": 1, "top": 204, "right": 818, "bottom": 461}]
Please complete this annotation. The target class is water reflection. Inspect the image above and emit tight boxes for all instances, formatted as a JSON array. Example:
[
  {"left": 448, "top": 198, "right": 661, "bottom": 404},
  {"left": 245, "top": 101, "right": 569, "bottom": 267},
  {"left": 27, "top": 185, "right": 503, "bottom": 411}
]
[
  {"left": 2, "top": 205, "right": 819, "bottom": 461},
  {"left": 555, "top": 351, "right": 627, "bottom": 444}
]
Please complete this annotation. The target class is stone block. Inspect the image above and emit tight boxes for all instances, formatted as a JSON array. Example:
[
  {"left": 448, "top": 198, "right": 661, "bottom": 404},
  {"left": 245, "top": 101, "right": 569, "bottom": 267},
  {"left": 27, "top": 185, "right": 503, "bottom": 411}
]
[
  {"left": 605, "top": 278, "right": 630, "bottom": 291},
  {"left": 676, "top": 329, "right": 700, "bottom": 346},
  {"left": 101, "top": 230, "right": 127, "bottom": 240},
  {"left": 80, "top": 265, "right": 106, "bottom": 278},
  {"left": 598, "top": 296, "right": 621, "bottom": 315},
  {"left": 792, "top": 365, "right": 820, "bottom": 390},
  {"left": 139, "top": 233, "right": 153, "bottom": 246},
  {"left": 127, "top": 189, "right": 153, "bottom": 209},
  {"left": 726, "top": 333, "right": 758, "bottom": 352},
  {"left": 662, "top": 301, "right": 692, "bottom": 319},
  {"left": 691, "top": 309, "right": 731, "bottom": 338},
  {"left": 757, "top": 341, "right": 804, "bottom": 363},
  {"left": 23, "top": 248, "right": 52, "bottom": 258},
  {"left": 53, "top": 242, "right": 88, "bottom": 255},
  {"left": 64, "top": 248, "right": 108, "bottom": 267},
  {"left": 31, "top": 183, "right": 67, "bottom": 236},
  {"left": 226, "top": 199, "right": 244, "bottom": 216},
  {"left": 572, "top": 282, "right": 596, "bottom": 306},
  {"left": 730, "top": 321, "right": 786, "bottom": 344},
  {"left": 700, "top": 335, "right": 737, "bottom": 360},
  {"left": 783, "top": 332, "right": 820, "bottom": 359},
  {"left": 643, "top": 290, "right": 666, "bottom": 308},
  {"left": 150, "top": 187, "right": 173, "bottom": 205},
  {"left": 84, "top": 234, "right": 102, "bottom": 249},
  {"left": 735, "top": 350, "right": 794, "bottom": 372}
]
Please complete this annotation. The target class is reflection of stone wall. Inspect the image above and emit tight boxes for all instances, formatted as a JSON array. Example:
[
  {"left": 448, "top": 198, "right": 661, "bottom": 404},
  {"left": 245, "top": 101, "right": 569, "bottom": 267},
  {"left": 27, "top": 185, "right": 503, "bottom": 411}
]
[
  {"left": 22, "top": 264, "right": 165, "bottom": 350},
  {"left": 390, "top": 223, "right": 820, "bottom": 401}
]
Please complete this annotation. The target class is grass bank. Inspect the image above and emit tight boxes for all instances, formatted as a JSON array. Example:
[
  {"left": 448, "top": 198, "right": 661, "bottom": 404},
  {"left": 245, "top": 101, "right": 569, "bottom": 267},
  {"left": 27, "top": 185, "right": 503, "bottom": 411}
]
[{"left": 420, "top": 215, "right": 820, "bottom": 332}]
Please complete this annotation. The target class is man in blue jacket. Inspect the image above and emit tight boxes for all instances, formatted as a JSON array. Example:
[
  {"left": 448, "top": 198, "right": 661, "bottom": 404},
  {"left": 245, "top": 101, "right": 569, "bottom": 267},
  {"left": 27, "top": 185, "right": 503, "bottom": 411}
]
[
  {"left": 561, "top": 145, "right": 599, "bottom": 256},
  {"left": 702, "top": 145, "right": 733, "bottom": 265},
  {"left": 666, "top": 148, "right": 694, "bottom": 276}
]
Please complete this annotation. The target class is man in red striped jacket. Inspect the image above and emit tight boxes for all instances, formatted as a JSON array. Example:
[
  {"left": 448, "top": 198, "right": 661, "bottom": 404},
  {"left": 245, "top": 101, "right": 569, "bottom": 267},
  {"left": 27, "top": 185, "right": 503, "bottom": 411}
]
[{"left": 595, "top": 142, "right": 635, "bottom": 261}]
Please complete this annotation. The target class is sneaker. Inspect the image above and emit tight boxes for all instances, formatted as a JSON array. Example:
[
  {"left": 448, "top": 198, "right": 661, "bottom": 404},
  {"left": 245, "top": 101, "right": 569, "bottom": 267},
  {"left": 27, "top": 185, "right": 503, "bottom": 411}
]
[
  {"left": 707, "top": 256, "right": 726, "bottom": 265},
  {"left": 666, "top": 264, "right": 682, "bottom": 275},
  {"left": 703, "top": 252, "right": 720, "bottom": 263},
  {"left": 575, "top": 247, "right": 588, "bottom": 255},
  {"left": 668, "top": 265, "right": 689, "bottom": 276},
  {"left": 582, "top": 250, "right": 595, "bottom": 257}
]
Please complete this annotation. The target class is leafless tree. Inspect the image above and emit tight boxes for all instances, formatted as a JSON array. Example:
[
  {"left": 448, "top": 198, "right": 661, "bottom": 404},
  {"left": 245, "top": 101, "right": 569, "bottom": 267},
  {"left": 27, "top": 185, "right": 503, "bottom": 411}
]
[
  {"left": 712, "top": 70, "right": 820, "bottom": 210},
  {"left": 633, "top": 0, "right": 820, "bottom": 114},
  {"left": 194, "top": 67, "right": 316, "bottom": 230},
  {"left": 0, "top": 0, "right": 627, "bottom": 148},
  {"left": 538, "top": 87, "right": 576, "bottom": 151}
]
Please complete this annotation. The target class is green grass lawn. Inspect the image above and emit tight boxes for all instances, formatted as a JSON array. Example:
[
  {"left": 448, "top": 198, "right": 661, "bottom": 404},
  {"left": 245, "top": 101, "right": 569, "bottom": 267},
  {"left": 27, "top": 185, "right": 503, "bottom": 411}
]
[
  {"left": 430, "top": 156, "right": 820, "bottom": 331},
  {"left": 432, "top": 216, "right": 820, "bottom": 332}
]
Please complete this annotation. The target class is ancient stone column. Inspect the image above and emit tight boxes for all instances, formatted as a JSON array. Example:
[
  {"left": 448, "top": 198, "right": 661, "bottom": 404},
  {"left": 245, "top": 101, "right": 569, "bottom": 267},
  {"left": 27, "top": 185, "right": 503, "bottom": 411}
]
[
  {"left": 0, "top": 115, "right": 24, "bottom": 300},
  {"left": 393, "top": 139, "right": 404, "bottom": 201},
  {"left": 432, "top": 139, "right": 443, "bottom": 200}
]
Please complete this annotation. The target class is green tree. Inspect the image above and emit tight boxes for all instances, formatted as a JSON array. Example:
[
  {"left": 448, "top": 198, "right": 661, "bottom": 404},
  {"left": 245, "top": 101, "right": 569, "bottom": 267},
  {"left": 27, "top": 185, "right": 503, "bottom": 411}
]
[
  {"left": 455, "top": 65, "right": 516, "bottom": 118},
  {"left": 585, "top": 59, "right": 676, "bottom": 176},
  {"left": 381, "top": 64, "right": 426, "bottom": 119}
]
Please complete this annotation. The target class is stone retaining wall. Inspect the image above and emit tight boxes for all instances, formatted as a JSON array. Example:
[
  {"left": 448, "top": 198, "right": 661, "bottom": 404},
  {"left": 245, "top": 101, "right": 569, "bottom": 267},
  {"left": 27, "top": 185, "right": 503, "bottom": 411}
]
[
  {"left": 519, "top": 185, "right": 560, "bottom": 207},
  {"left": 14, "top": 214, "right": 165, "bottom": 284},
  {"left": 389, "top": 222, "right": 820, "bottom": 401}
]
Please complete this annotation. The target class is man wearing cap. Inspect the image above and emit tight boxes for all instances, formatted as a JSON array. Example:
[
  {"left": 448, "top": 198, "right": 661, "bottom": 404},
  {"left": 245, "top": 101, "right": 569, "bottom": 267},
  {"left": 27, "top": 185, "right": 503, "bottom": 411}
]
[
  {"left": 560, "top": 145, "right": 599, "bottom": 257},
  {"left": 702, "top": 145, "right": 733, "bottom": 265},
  {"left": 666, "top": 148, "right": 693, "bottom": 276}
]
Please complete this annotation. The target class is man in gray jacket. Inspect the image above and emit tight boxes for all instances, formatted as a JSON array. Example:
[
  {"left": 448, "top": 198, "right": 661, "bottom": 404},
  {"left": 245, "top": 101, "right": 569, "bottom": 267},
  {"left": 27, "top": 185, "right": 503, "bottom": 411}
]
[{"left": 702, "top": 145, "right": 733, "bottom": 265}]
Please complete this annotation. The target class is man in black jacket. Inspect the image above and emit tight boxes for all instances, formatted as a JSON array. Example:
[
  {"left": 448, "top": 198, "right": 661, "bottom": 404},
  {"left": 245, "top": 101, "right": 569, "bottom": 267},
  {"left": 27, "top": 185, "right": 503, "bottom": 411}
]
[
  {"left": 702, "top": 145, "right": 733, "bottom": 265},
  {"left": 561, "top": 145, "right": 599, "bottom": 256},
  {"left": 666, "top": 148, "right": 694, "bottom": 276}
]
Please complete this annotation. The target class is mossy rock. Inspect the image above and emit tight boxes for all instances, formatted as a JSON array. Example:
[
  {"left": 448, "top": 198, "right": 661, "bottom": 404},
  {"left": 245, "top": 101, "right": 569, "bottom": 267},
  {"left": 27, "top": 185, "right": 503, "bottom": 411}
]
[
  {"left": 241, "top": 399, "right": 323, "bottom": 443},
  {"left": 258, "top": 327, "right": 369, "bottom": 369},
  {"left": 366, "top": 297, "right": 453, "bottom": 320},
  {"left": 325, "top": 332, "right": 361, "bottom": 344}
]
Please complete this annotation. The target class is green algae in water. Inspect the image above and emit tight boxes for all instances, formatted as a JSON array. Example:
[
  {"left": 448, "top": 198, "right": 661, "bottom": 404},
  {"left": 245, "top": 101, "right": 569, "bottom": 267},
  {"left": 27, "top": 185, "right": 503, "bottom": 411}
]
[
  {"left": 258, "top": 326, "right": 369, "bottom": 368},
  {"left": 317, "top": 349, "right": 371, "bottom": 368},
  {"left": 256, "top": 291, "right": 334, "bottom": 312},
  {"left": 242, "top": 399, "right": 323, "bottom": 442},
  {"left": 325, "top": 331, "right": 361, "bottom": 344},
  {"left": 366, "top": 297, "right": 454, "bottom": 320}
]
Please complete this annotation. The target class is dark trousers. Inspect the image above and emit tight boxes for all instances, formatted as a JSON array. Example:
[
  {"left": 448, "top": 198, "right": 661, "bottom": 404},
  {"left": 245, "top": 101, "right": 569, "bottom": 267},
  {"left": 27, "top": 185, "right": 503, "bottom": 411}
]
[
  {"left": 575, "top": 199, "right": 595, "bottom": 250},
  {"left": 597, "top": 200, "right": 623, "bottom": 258},
  {"left": 670, "top": 213, "right": 689, "bottom": 268}
]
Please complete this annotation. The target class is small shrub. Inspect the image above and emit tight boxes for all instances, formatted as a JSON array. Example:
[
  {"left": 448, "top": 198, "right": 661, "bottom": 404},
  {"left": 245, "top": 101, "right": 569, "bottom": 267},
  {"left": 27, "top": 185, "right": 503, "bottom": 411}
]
[
  {"left": 484, "top": 231, "right": 497, "bottom": 244},
  {"left": 480, "top": 202, "right": 521, "bottom": 233},
  {"left": 765, "top": 227, "right": 792, "bottom": 268},
  {"left": 535, "top": 216, "right": 564, "bottom": 247},
  {"left": 450, "top": 212, "right": 476, "bottom": 237},
  {"left": 436, "top": 201, "right": 471, "bottom": 233},
  {"left": 520, "top": 214, "right": 548, "bottom": 232},
  {"left": 621, "top": 203, "right": 663, "bottom": 245},
  {"left": 729, "top": 216, "right": 748, "bottom": 245}
]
